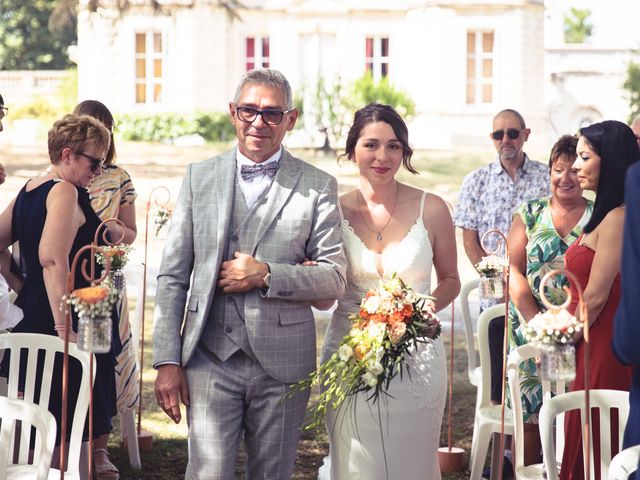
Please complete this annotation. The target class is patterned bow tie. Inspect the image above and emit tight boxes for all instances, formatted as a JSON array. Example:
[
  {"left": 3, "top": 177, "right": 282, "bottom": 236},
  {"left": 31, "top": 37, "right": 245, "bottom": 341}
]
[{"left": 240, "top": 162, "right": 279, "bottom": 181}]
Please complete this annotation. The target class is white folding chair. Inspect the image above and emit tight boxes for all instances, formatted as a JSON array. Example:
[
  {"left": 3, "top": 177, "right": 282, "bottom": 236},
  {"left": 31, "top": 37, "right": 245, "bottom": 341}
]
[
  {"left": 460, "top": 278, "right": 482, "bottom": 388},
  {"left": 470, "top": 303, "right": 514, "bottom": 480},
  {"left": 0, "top": 395, "right": 57, "bottom": 480},
  {"left": 507, "top": 343, "right": 567, "bottom": 479},
  {"left": 0, "top": 332, "right": 95, "bottom": 479},
  {"left": 540, "top": 389, "right": 630, "bottom": 480},
  {"left": 609, "top": 445, "right": 640, "bottom": 480}
]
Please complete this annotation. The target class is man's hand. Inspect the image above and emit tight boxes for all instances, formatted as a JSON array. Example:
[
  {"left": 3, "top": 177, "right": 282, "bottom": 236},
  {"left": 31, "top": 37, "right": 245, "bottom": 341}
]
[
  {"left": 217, "top": 252, "right": 268, "bottom": 293},
  {"left": 155, "top": 364, "right": 190, "bottom": 424}
]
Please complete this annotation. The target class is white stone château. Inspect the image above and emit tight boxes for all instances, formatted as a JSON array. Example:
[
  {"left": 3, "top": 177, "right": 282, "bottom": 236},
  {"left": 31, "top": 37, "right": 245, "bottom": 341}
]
[{"left": 69, "top": 0, "right": 640, "bottom": 149}]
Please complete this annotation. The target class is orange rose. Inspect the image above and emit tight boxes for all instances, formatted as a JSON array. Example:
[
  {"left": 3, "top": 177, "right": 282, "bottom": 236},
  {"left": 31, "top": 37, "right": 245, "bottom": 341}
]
[{"left": 71, "top": 286, "right": 109, "bottom": 304}]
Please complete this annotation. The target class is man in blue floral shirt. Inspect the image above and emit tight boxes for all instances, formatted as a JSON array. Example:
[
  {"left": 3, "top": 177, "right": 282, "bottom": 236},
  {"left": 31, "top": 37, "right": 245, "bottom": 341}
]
[{"left": 454, "top": 108, "right": 549, "bottom": 406}]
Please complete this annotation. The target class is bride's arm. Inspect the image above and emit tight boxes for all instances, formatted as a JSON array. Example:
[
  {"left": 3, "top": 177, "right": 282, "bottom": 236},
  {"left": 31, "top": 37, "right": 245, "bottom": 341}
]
[{"left": 424, "top": 194, "right": 461, "bottom": 313}]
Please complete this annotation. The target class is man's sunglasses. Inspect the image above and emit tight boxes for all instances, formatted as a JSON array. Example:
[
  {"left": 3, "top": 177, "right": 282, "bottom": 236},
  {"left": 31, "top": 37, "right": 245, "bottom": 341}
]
[
  {"left": 76, "top": 151, "right": 106, "bottom": 172},
  {"left": 491, "top": 128, "right": 523, "bottom": 141},
  {"left": 234, "top": 106, "right": 291, "bottom": 126}
]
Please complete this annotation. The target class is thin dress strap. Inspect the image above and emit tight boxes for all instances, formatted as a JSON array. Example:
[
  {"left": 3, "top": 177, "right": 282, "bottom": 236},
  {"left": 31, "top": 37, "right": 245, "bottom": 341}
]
[{"left": 418, "top": 191, "right": 428, "bottom": 219}]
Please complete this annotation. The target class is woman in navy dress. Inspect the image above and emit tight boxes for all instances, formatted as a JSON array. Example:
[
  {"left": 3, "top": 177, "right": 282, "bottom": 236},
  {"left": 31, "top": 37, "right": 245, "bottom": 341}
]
[{"left": 0, "top": 114, "right": 119, "bottom": 476}]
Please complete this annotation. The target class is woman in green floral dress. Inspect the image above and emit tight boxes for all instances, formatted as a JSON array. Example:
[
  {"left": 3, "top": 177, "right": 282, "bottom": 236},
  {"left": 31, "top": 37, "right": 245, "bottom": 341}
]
[{"left": 506, "top": 135, "right": 593, "bottom": 465}]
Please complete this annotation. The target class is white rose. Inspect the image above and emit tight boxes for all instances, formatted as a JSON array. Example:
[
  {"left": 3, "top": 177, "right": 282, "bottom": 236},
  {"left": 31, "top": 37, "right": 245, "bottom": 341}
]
[
  {"left": 338, "top": 344, "right": 353, "bottom": 362},
  {"left": 362, "top": 295, "right": 380, "bottom": 314},
  {"left": 363, "top": 372, "right": 378, "bottom": 387},
  {"left": 367, "top": 361, "right": 383, "bottom": 376}
]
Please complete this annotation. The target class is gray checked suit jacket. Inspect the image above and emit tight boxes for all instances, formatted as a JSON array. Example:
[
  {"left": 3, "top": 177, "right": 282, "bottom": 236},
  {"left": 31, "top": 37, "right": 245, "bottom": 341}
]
[{"left": 152, "top": 148, "right": 347, "bottom": 383}]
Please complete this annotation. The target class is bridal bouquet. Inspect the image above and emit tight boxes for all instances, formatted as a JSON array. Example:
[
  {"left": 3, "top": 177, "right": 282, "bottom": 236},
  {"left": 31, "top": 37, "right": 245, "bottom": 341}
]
[{"left": 289, "top": 275, "right": 441, "bottom": 430}]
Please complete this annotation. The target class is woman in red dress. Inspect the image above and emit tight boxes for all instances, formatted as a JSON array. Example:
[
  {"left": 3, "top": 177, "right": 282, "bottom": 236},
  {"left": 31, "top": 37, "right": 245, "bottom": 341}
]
[{"left": 560, "top": 120, "right": 639, "bottom": 480}]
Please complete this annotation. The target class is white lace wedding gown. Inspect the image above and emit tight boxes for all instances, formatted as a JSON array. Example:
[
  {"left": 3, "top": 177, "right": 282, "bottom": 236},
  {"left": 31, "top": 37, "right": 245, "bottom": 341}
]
[{"left": 318, "top": 192, "right": 447, "bottom": 480}]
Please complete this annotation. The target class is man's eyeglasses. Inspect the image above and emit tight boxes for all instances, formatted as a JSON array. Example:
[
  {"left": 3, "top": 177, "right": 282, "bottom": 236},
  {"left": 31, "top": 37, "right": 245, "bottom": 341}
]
[
  {"left": 491, "top": 128, "right": 523, "bottom": 141},
  {"left": 76, "top": 151, "right": 106, "bottom": 172},
  {"left": 234, "top": 106, "right": 291, "bottom": 126},
  {"left": 0, "top": 107, "right": 8, "bottom": 119}
]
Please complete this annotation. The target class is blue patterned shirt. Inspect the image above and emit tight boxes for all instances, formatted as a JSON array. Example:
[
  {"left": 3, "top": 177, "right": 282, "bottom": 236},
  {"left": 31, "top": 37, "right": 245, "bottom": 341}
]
[{"left": 453, "top": 154, "right": 550, "bottom": 254}]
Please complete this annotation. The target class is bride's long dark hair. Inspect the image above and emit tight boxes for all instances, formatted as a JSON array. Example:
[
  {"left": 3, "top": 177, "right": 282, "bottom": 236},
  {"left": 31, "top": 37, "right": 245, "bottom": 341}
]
[{"left": 342, "top": 103, "right": 418, "bottom": 174}]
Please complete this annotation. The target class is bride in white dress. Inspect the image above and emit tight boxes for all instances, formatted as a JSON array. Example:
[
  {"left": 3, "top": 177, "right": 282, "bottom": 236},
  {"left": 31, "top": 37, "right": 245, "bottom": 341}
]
[{"left": 317, "top": 104, "right": 461, "bottom": 480}]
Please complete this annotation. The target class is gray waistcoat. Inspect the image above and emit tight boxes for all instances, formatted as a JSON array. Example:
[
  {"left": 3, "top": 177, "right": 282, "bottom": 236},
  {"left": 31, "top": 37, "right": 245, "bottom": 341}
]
[{"left": 199, "top": 176, "right": 271, "bottom": 362}]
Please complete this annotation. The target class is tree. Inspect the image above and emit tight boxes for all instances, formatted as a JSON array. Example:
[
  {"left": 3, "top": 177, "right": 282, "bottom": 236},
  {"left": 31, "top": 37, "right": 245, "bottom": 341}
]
[
  {"left": 0, "top": 0, "right": 77, "bottom": 69},
  {"left": 563, "top": 7, "right": 593, "bottom": 44},
  {"left": 623, "top": 60, "right": 640, "bottom": 123}
]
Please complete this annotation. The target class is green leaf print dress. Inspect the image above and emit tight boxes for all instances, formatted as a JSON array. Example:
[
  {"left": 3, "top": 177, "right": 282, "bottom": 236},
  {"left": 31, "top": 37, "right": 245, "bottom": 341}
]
[{"left": 507, "top": 196, "right": 593, "bottom": 423}]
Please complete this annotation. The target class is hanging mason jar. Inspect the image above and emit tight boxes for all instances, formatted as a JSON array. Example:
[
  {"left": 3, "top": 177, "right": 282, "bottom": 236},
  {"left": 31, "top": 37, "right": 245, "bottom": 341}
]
[
  {"left": 539, "top": 343, "right": 576, "bottom": 382},
  {"left": 479, "top": 273, "right": 504, "bottom": 300},
  {"left": 108, "top": 269, "right": 126, "bottom": 297},
  {"left": 77, "top": 313, "right": 112, "bottom": 353}
]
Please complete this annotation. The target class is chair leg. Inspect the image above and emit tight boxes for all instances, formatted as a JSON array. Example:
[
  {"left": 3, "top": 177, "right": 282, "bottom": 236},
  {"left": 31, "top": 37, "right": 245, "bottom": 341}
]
[
  {"left": 470, "top": 425, "right": 492, "bottom": 480},
  {"left": 79, "top": 441, "right": 90, "bottom": 480},
  {"left": 120, "top": 408, "right": 141, "bottom": 469},
  {"left": 490, "top": 433, "right": 504, "bottom": 480}
]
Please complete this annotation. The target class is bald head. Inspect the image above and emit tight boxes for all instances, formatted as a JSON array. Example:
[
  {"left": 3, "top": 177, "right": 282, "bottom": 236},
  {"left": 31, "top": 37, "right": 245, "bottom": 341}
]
[{"left": 493, "top": 109, "right": 526, "bottom": 129}]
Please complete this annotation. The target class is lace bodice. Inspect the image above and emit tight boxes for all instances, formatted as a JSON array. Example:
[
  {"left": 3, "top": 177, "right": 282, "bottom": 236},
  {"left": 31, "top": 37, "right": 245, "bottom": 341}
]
[{"left": 321, "top": 192, "right": 434, "bottom": 362}]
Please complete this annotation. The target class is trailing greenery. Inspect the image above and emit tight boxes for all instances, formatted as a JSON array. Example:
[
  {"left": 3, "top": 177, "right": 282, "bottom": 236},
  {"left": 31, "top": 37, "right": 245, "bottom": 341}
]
[
  {"left": 563, "top": 7, "right": 593, "bottom": 44},
  {"left": 115, "top": 112, "right": 235, "bottom": 143}
]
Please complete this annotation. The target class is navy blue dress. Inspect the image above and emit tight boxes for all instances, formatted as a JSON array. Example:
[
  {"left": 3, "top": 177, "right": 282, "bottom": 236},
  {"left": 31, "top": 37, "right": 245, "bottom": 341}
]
[{"left": 2, "top": 179, "right": 118, "bottom": 444}]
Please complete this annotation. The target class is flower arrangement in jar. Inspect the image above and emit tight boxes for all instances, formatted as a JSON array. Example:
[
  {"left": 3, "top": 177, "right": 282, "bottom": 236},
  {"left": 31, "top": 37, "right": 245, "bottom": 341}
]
[
  {"left": 475, "top": 254, "right": 507, "bottom": 300},
  {"left": 66, "top": 285, "right": 118, "bottom": 353},
  {"left": 524, "top": 308, "right": 582, "bottom": 381}
]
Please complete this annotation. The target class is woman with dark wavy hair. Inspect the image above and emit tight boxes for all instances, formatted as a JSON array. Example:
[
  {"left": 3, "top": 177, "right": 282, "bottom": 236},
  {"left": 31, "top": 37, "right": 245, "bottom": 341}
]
[
  {"left": 560, "top": 120, "right": 638, "bottom": 480},
  {"left": 318, "top": 103, "right": 460, "bottom": 479}
]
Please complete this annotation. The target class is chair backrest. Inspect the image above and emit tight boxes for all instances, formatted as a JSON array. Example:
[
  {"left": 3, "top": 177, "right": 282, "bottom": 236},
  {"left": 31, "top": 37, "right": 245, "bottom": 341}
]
[
  {"left": 608, "top": 445, "right": 640, "bottom": 480},
  {"left": 476, "top": 303, "right": 506, "bottom": 409},
  {"left": 507, "top": 343, "right": 567, "bottom": 474},
  {"left": 539, "top": 389, "right": 630, "bottom": 480},
  {"left": 0, "top": 395, "right": 57, "bottom": 480},
  {"left": 0, "top": 333, "right": 95, "bottom": 476},
  {"left": 459, "top": 279, "right": 480, "bottom": 386}
]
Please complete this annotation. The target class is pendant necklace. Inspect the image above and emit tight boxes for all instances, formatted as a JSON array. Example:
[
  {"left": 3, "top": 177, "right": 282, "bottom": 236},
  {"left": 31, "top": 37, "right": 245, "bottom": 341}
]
[{"left": 357, "top": 182, "right": 399, "bottom": 241}]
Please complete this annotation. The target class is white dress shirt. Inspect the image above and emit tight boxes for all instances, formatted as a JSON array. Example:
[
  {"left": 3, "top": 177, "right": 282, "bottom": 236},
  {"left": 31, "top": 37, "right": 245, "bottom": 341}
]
[{"left": 236, "top": 147, "right": 282, "bottom": 209}]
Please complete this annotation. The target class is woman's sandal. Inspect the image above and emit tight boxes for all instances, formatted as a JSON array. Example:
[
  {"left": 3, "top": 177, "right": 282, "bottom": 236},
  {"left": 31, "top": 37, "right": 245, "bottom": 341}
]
[{"left": 92, "top": 448, "right": 120, "bottom": 480}]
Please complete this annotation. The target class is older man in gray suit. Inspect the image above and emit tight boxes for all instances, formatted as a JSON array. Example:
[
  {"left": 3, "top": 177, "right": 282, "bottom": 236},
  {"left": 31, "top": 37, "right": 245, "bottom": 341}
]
[{"left": 153, "top": 69, "right": 347, "bottom": 479}]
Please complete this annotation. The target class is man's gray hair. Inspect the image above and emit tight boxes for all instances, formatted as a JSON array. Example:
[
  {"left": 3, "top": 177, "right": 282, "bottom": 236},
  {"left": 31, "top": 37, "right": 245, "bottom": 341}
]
[{"left": 233, "top": 69, "right": 294, "bottom": 110}]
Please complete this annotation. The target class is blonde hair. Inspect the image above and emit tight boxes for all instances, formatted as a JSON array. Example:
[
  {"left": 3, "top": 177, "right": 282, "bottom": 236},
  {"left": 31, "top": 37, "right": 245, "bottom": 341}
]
[{"left": 48, "top": 114, "right": 111, "bottom": 165}]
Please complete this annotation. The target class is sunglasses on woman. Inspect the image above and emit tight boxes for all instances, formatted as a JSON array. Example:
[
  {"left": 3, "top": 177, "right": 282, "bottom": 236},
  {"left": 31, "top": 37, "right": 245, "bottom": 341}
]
[
  {"left": 76, "top": 151, "right": 106, "bottom": 172},
  {"left": 491, "top": 128, "right": 523, "bottom": 141}
]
